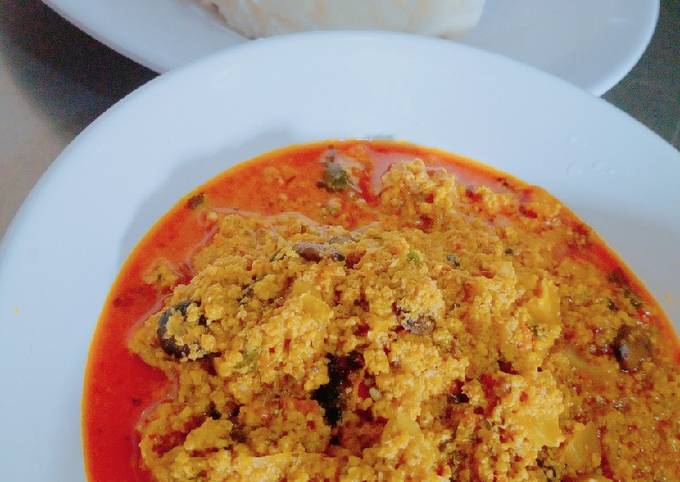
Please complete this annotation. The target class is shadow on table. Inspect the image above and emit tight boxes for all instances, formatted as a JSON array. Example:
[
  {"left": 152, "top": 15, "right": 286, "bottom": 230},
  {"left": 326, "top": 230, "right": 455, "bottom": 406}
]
[
  {"left": 0, "top": 0, "right": 156, "bottom": 139},
  {"left": 603, "top": 0, "right": 680, "bottom": 148}
]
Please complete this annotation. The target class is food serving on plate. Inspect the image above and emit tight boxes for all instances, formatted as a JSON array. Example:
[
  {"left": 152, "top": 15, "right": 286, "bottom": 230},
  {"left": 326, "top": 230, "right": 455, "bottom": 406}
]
[
  {"left": 83, "top": 140, "right": 679, "bottom": 482},
  {"left": 201, "top": 0, "right": 485, "bottom": 38}
]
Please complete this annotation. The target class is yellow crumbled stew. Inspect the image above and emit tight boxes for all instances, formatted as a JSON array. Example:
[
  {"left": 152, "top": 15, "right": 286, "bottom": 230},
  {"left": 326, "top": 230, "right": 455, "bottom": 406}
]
[{"left": 127, "top": 154, "right": 679, "bottom": 481}]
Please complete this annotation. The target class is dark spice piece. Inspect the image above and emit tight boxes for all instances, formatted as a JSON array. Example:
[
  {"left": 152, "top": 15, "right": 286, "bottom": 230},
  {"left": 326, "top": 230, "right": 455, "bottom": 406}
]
[
  {"left": 607, "top": 299, "right": 619, "bottom": 312},
  {"left": 199, "top": 355, "right": 218, "bottom": 376},
  {"left": 394, "top": 304, "right": 435, "bottom": 335},
  {"left": 623, "top": 288, "right": 643, "bottom": 309},
  {"left": 447, "top": 254, "right": 461, "bottom": 268},
  {"left": 157, "top": 301, "right": 194, "bottom": 359},
  {"left": 447, "top": 388, "right": 470, "bottom": 404},
  {"left": 293, "top": 242, "right": 345, "bottom": 262},
  {"left": 448, "top": 393, "right": 470, "bottom": 404},
  {"left": 607, "top": 269, "right": 627, "bottom": 285},
  {"left": 613, "top": 324, "right": 652, "bottom": 372},
  {"left": 206, "top": 402, "right": 222, "bottom": 420},
  {"left": 399, "top": 314, "right": 435, "bottom": 335},
  {"left": 312, "top": 351, "right": 364, "bottom": 425},
  {"left": 186, "top": 193, "right": 205, "bottom": 210}
]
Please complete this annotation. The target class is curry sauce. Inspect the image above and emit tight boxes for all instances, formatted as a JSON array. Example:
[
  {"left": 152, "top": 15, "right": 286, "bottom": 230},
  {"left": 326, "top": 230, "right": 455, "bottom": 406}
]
[{"left": 83, "top": 140, "right": 679, "bottom": 482}]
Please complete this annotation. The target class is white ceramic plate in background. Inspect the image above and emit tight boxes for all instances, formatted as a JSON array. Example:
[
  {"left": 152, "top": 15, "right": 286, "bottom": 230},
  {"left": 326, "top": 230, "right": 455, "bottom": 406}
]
[
  {"left": 42, "top": 0, "right": 659, "bottom": 95},
  {"left": 0, "top": 32, "right": 678, "bottom": 481}
]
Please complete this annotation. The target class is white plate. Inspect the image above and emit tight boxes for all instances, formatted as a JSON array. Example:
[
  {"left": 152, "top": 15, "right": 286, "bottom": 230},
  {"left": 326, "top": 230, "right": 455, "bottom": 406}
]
[
  {"left": 0, "top": 32, "right": 678, "bottom": 481},
  {"left": 43, "top": 0, "right": 659, "bottom": 95}
]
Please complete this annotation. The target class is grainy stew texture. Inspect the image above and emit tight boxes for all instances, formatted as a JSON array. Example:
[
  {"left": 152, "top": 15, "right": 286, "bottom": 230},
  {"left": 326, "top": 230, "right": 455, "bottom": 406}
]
[{"left": 83, "top": 141, "right": 679, "bottom": 482}]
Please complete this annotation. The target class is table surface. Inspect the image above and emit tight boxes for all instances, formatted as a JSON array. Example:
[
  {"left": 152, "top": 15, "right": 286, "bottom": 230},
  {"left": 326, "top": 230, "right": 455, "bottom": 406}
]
[{"left": 1, "top": 0, "right": 679, "bottom": 237}]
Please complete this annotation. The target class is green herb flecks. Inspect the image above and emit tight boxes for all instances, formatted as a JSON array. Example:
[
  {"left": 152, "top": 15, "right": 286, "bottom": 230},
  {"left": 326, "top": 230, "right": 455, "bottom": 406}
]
[
  {"left": 270, "top": 248, "right": 286, "bottom": 262},
  {"left": 320, "top": 162, "right": 351, "bottom": 192},
  {"left": 234, "top": 348, "right": 260, "bottom": 371},
  {"left": 318, "top": 152, "right": 352, "bottom": 192}
]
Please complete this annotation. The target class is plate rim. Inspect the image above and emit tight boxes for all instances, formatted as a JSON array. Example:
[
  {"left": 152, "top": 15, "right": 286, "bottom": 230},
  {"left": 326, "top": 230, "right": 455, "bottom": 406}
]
[
  {"left": 41, "top": 0, "right": 660, "bottom": 95},
  {"left": 569, "top": 0, "right": 659, "bottom": 95},
  {"left": 1, "top": 31, "right": 678, "bottom": 481}
]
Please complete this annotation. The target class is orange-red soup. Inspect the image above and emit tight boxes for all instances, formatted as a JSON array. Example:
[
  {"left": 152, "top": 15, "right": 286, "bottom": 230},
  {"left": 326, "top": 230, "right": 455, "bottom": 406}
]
[{"left": 83, "top": 140, "right": 679, "bottom": 482}]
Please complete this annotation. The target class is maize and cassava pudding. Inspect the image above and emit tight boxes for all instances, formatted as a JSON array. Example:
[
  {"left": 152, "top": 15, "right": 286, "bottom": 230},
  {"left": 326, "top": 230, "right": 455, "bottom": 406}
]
[{"left": 83, "top": 140, "right": 680, "bottom": 482}]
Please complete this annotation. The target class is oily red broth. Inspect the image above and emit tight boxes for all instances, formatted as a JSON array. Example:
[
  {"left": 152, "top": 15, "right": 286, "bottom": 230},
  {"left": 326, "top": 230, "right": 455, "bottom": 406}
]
[{"left": 82, "top": 140, "right": 678, "bottom": 482}]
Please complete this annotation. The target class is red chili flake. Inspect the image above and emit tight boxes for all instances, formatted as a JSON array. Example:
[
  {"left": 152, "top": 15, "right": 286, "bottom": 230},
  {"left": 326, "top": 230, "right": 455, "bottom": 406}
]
[
  {"left": 498, "top": 360, "right": 518, "bottom": 375},
  {"left": 638, "top": 309, "right": 653, "bottom": 323},
  {"left": 354, "top": 323, "right": 370, "bottom": 337},
  {"left": 479, "top": 373, "right": 500, "bottom": 416},
  {"left": 519, "top": 205, "right": 538, "bottom": 219},
  {"left": 519, "top": 188, "right": 534, "bottom": 202},
  {"left": 354, "top": 294, "right": 370, "bottom": 311},
  {"left": 465, "top": 187, "right": 482, "bottom": 202},
  {"left": 418, "top": 215, "right": 434, "bottom": 232},
  {"left": 599, "top": 427, "right": 616, "bottom": 479},
  {"left": 152, "top": 416, "right": 203, "bottom": 455},
  {"left": 356, "top": 409, "right": 374, "bottom": 422},
  {"left": 463, "top": 282, "right": 476, "bottom": 302},
  {"left": 573, "top": 223, "right": 590, "bottom": 237},
  {"left": 480, "top": 373, "right": 496, "bottom": 390},
  {"left": 358, "top": 175, "right": 378, "bottom": 204},
  {"left": 358, "top": 382, "right": 370, "bottom": 399},
  {"left": 496, "top": 177, "right": 512, "bottom": 189},
  {"left": 450, "top": 380, "right": 464, "bottom": 393},
  {"left": 152, "top": 431, "right": 186, "bottom": 455},
  {"left": 345, "top": 251, "right": 364, "bottom": 269}
]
